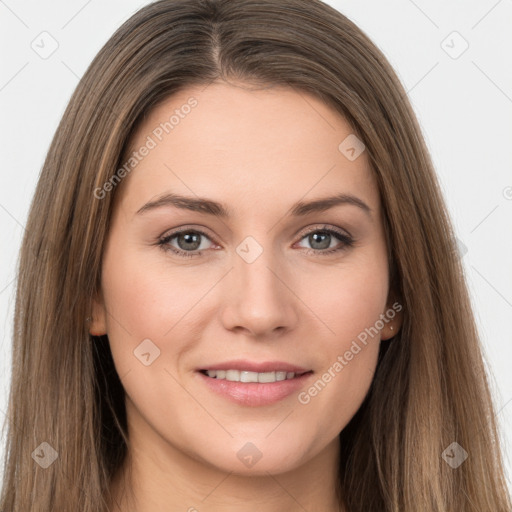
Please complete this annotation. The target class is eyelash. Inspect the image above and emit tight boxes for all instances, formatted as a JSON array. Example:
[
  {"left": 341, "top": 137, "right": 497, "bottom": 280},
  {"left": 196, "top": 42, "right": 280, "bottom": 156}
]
[{"left": 156, "top": 225, "right": 355, "bottom": 259}]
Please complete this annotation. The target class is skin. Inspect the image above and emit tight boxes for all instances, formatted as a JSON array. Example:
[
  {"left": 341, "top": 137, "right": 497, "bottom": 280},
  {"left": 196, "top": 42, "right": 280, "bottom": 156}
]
[{"left": 91, "top": 80, "right": 403, "bottom": 512}]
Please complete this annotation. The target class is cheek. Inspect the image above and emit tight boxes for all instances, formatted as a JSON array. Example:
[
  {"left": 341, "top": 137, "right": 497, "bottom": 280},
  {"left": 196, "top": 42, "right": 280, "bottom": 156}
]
[
  {"left": 100, "top": 243, "right": 216, "bottom": 384},
  {"left": 302, "top": 256, "right": 389, "bottom": 348},
  {"left": 102, "top": 262, "right": 164, "bottom": 338},
  {"left": 101, "top": 241, "right": 196, "bottom": 336},
  {"left": 99, "top": 243, "right": 166, "bottom": 370},
  {"left": 293, "top": 258, "right": 388, "bottom": 427}
]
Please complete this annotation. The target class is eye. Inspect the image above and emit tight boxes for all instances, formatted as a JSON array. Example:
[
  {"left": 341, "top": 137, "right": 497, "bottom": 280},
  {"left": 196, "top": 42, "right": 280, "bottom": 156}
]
[
  {"left": 295, "top": 225, "right": 354, "bottom": 256},
  {"left": 157, "top": 228, "right": 215, "bottom": 258},
  {"left": 157, "top": 224, "right": 354, "bottom": 258}
]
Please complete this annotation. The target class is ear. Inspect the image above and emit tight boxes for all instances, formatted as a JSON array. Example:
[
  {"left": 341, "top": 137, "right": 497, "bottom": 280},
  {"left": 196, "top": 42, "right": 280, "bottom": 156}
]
[
  {"left": 380, "top": 294, "right": 404, "bottom": 341},
  {"left": 89, "top": 289, "right": 108, "bottom": 336}
]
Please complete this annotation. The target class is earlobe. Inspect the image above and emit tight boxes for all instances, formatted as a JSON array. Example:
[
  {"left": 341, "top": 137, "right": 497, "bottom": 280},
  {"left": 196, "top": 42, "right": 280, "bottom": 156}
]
[
  {"left": 380, "top": 297, "right": 404, "bottom": 341},
  {"left": 381, "top": 322, "right": 398, "bottom": 341},
  {"left": 88, "top": 292, "right": 108, "bottom": 336}
]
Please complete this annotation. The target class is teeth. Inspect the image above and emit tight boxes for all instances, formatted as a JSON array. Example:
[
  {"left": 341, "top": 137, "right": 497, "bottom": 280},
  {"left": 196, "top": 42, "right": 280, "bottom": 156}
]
[
  {"left": 204, "top": 369, "right": 299, "bottom": 382},
  {"left": 226, "top": 369, "right": 240, "bottom": 381},
  {"left": 259, "top": 371, "right": 276, "bottom": 383},
  {"left": 240, "top": 371, "right": 258, "bottom": 383}
]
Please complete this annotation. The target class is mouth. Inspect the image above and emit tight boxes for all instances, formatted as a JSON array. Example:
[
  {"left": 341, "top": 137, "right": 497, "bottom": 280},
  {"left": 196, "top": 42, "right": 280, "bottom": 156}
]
[
  {"left": 198, "top": 369, "right": 313, "bottom": 383},
  {"left": 196, "top": 365, "right": 315, "bottom": 407}
]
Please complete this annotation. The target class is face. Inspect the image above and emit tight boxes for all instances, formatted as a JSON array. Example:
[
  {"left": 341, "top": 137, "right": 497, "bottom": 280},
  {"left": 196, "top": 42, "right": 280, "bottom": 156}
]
[{"left": 92, "top": 81, "right": 401, "bottom": 476}]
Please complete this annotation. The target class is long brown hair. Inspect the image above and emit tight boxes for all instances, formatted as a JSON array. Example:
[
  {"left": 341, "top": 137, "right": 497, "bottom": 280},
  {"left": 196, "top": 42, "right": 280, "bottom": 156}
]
[{"left": 1, "top": 0, "right": 510, "bottom": 510}]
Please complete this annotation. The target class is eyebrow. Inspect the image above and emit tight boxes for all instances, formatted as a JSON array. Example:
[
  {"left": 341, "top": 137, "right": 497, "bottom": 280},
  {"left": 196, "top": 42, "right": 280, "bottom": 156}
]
[{"left": 135, "top": 192, "right": 372, "bottom": 218}]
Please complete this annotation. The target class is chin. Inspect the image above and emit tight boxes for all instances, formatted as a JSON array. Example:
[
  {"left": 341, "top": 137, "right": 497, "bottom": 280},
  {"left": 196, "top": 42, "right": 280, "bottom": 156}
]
[{"left": 192, "top": 436, "right": 311, "bottom": 476}]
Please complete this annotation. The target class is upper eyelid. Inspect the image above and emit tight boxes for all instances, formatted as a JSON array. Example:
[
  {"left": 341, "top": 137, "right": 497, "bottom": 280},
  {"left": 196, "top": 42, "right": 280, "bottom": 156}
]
[{"left": 296, "top": 224, "right": 352, "bottom": 239}]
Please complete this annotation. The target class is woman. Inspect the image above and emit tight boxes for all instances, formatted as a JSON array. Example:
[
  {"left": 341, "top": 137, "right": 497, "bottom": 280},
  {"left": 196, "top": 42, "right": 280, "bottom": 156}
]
[{"left": 1, "top": 0, "right": 510, "bottom": 510}]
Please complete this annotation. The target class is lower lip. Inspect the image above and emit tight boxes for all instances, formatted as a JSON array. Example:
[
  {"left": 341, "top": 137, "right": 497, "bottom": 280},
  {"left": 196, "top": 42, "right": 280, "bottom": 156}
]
[{"left": 197, "top": 371, "right": 314, "bottom": 407}]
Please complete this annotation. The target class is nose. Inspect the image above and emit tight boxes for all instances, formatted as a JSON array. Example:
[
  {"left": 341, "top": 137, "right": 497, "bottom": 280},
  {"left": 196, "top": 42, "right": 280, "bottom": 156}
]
[{"left": 220, "top": 242, "right": 299, "bottom": 338}]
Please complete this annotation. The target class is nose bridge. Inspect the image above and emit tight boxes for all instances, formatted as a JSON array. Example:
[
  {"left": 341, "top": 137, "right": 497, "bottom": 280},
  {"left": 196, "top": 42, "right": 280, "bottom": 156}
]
[
  {"left": 236, "top": 239, "right": 281, "bottom": 298},
  {"left": 221, "top": 234, "right": 297, "bottom": 334}
]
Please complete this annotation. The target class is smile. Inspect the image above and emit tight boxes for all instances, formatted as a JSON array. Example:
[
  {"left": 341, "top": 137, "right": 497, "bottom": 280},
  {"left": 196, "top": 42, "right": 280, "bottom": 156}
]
[
  {"left": 197, "top": 369, "right": 314, "bottom": 407},
  {"left": 199, "top": 369, "right": 310, "bottom": 383}
]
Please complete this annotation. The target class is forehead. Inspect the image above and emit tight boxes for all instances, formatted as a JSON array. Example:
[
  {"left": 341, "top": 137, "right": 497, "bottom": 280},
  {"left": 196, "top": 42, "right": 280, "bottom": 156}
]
[{"left": 118, "top": 81, "right": 379, "bottom": 216}]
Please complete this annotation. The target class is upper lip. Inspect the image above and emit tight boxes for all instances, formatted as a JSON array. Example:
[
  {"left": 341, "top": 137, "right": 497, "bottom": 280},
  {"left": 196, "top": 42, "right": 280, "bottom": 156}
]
[{"left": 198, "top": 359, "right": 312, "bottom": 374}]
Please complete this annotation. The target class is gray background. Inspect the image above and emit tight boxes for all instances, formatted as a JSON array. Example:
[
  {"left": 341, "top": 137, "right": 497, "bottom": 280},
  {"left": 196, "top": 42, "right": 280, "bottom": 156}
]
[{"left": 1, "top": 0, "right": 511, "bottom": 493}]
